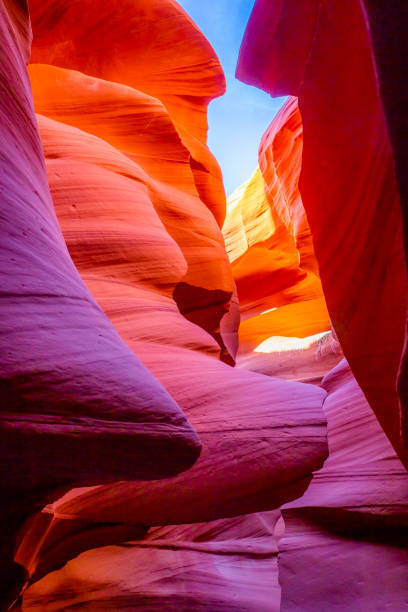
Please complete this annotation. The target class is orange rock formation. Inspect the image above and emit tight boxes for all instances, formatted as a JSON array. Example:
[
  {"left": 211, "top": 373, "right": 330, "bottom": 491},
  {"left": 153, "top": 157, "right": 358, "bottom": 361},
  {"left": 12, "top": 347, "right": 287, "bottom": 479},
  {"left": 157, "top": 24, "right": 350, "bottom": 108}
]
[
  {"left": 238, "top": 0, "right": 408, "bottom": 466},
  {"left": 1, "top": 0, "right": 407, "bottom": 609},
  {"left": 223, "top": 97, "right": 338, "bottom": 382},
  {"left": 0, "top": 1, "right": 328, "bottom": 607}
]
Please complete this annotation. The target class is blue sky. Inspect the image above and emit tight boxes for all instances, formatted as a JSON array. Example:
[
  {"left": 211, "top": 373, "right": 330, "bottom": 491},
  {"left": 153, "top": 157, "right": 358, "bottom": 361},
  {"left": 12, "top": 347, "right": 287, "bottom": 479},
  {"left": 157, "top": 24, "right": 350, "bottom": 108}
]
[{"left": 177, "top": 0, "right": 286, "bottom": 195}]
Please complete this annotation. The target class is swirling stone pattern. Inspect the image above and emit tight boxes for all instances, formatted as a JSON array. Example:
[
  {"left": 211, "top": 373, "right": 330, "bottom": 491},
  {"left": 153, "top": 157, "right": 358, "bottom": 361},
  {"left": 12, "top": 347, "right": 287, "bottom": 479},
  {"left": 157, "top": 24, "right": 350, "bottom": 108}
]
[{"left": 1, "top": 0, "right": 328, "bottom": 609}]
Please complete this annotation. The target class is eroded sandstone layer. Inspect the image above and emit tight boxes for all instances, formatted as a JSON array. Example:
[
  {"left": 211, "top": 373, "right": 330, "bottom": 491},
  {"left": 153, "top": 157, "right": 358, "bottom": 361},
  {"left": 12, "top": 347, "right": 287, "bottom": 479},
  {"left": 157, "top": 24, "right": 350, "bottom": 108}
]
[
  {"left": 223, "top": 96, "right": 342, "bottom": 384},
  {"left": 1, "top": 0, "right": 407, "bottom": 609},
  {"left": 237, "top": 0, "right": 408, "bottom": 468},
  {"left": 279, "top": 360, "right": 408, "bottom": 611},
  {"left": 0, "top": 0, "right": 202, "bottom": 604},
  {"left": 0, "top": 0, "right": 329, "bottom": 609},
  {"left": 235, "top": 1, "right": 408, "bottom": 610}
]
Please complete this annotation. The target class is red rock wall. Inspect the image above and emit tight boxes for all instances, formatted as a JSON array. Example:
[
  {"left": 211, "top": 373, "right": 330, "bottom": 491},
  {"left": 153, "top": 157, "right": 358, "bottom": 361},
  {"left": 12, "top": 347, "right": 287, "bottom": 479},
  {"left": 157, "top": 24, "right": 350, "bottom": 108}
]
[
  {"left": 3, "top": 0, "right": 406, "bottom": 609},
  {"left": 237, "top": 0, "right": 408, "bottom": 467},
  {"left": 280, "top": 360, "right": 408, "bottom": 611},
  {"left": 24, "top": 514, "right": 283, "bottom": 610},
  {"left": 28, "top": 0, "right": 227, "bottom": 227},
  {"left": 0, "top": 0, "right": 203, "bottom": 604},
  {"left": 0, "top": 0, "right": 329, "bottom": 607},
  {"left": 0, "top": 0, "right": 202, "bottom": 491},
  {"left": 223, "top": 97, "right": 341, "bottom": 384},
  {"left": 360, "top": 1, "right": 408, "bottom": 444},
  {"left": 234, "top": 2, "right": 408, "bottom": 610},
  {"left": 28, "top": 0, "right": 236, "bottom": 361}
]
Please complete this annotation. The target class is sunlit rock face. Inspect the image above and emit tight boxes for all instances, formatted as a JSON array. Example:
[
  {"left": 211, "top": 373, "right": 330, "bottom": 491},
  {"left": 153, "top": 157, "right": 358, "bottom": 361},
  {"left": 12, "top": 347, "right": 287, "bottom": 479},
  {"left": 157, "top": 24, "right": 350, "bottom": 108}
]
[
  {"left": 28, "top": 0, "right": 234, "bottom": 360},
  {"left": 3, "top": 0, "right": 406, "bottom": 609},
  {"left": 280, "top": 360, "right": 408, "bottom": 612},
  {"left": 223, "top": 97, "right": 342, "bottom": 383},
  {"left": 237, "top": 0, "right": 408, "bottom": 467},
  {"left": 0, "top": 0, "right": 329, "bottom": 608},
  {"left": 28, "top": 0, "right": 226, "bottom": 225},
  {"left": 222, "top": 64, "right": 408, "bottom": 605},
  {"left": 0, "top": 0, "right": 200, "bottom": 604},
  {"left": 235, "top": 1, "right": 408, "bottom": 610}
]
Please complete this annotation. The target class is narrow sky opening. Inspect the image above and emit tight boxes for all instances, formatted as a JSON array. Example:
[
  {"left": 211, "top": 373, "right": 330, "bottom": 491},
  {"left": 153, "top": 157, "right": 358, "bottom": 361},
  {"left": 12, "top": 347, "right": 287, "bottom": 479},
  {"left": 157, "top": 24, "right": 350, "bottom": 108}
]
[{"left": 176, "top": 0, "right": 286, "bottom": 196}]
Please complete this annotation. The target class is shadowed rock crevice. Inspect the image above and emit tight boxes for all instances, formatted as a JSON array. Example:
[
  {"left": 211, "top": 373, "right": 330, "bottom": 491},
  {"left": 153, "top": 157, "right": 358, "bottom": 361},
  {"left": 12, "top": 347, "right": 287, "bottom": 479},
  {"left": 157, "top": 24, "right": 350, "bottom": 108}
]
[{"left": 1, "top": 0, "right": 407, "bottom": 610}]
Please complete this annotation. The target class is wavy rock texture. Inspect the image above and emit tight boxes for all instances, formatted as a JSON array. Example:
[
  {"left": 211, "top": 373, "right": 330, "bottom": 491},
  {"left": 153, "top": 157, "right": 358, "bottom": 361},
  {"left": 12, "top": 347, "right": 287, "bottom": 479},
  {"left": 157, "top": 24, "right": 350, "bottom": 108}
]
[
  {"left": 28, "top": 0, "right": 227, "bottom": 228},
  {"left": 5, "top": 0, "right": 406, "bottom": 609},
  {"left": 0, "top": 0, "right": 202, "bottom": 605},
  {"left": 279, "top": 360, "right": 408, "bottom": 611},
  {"left": 234, "top": 1, "right": 408, "bottom": 610},
  {"left": 237, "top": 0, "right": 408, "bottom": 466},
  {"left": 223, "top": 98, "right": 326, "bottom": 322},
  {"left": 4, "top": 0, "right": 329, "bottom": 608},
  {"left": 28, "top": 362, "right": 407, "bottom": 611},
  {"left": 27, "top": 6, "right": 235, "bottom": 360},
  {"left": 360, "top": 2, "right": 408, "bottom": 443},
  {"left": 223, "top": 97, "right": 341, "bottom": 384},
  {"left": 24, "top": 513, "right": 283, "bottom": 611}
]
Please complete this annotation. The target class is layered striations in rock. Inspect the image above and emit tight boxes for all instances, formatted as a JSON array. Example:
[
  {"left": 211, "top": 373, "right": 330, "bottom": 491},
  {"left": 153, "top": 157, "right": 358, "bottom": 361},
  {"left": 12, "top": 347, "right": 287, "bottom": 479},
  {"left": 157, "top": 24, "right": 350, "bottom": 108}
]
[
  {"left": 235, "top": 2, "right": 408, "bottom": 610},
  {"left": 24, "top": 513, "right": 283, "bottom": 611},
  {"left": 0, "top": 0, "right": 329, "bottom": 608},
  {"left": 3, "top": 0, "right": 407, "bottom": 609},
  {"left": 223, "top": 97, "right": 341, "bottom": 384},
  {"left": 237, "top": 0, "right": 408, "bottom": 466},
  {"left": 0, "top": 0, "right": 203, "bottom": 604},
  {"left": 280, "top": 360, "right": 408, "bottom": 611}
]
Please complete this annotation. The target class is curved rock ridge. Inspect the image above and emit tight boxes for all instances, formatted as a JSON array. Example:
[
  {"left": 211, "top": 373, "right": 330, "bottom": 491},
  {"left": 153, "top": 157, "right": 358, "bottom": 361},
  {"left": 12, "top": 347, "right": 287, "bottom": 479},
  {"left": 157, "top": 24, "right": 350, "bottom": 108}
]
[
  {"left": 19, "top": 345, "right": 328, "bottom": 590},
  {"left": 5, "top": 0, "right": 405, "bottom": 609},
  {"left": 25, "top": 352, "right": 408, "bottom": 612},
  {"left": 0, "top": 3, "right": 201, "bottom": 488},
  {"left": 279, "top": 360, "right": 408, "bottom": 611},
  {"left": 223, "top": 97, "right": 338, "bottom": 383},
  {"left": 259, "top": 97, "right": 317, "bottom": 275},
  {"left": 23, "top": 105, "right": 327, "bottom": 572},
  {"left": 359, "top": 2, "right": 408, "bottom": 443},
  {"left": 34, "top": 113, "right": 229, "bottom": 360},
  {"left": 0, "top": 0, "right": 330, "bottom": 605},
  {"left": 27, "top": 8, "right": 235, "bottom": 357},
  {"left": 28, "top": 367, "right": 408, "bottom": 610},
  {"left": 223, "top": 98, "right": 325, "bottom": 323},
  {"left": 0, "top": 0, "right": 202, "bottom": 606},
  {"left": 360, "top": 2, "right": 408, "bottom": 264},
  {"left": 359, "top": 2, "right": 408, "bottom": 445},
  {"left": 4, "top": 0, "right": 32, "bottom": 62},
  {"left": 23, "top": 513, "right": 282, "bottom": 611},
  {"left": 237, "top": 0, "right": 408, "bottom": 466},
  {"left": 28, "top": 0, "right": 227, "bottom": 227}
]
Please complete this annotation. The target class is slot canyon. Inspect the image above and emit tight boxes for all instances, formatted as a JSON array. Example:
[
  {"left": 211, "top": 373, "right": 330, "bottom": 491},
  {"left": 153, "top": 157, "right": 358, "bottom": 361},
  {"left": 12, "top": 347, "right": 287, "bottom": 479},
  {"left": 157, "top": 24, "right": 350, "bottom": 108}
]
[{"left": 0, "top": 0, "right": 407, "bottom": 609}]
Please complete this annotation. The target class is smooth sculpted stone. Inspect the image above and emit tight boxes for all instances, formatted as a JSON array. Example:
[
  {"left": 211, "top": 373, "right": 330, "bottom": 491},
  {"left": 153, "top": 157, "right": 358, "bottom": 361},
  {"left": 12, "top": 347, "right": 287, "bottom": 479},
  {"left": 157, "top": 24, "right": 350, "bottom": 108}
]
[
  {"left": 279, "top": 360, "right": 408, "bottom": 611},
  {"left": 0, "top": 1, "right": 200, "bottom": 606},
  {"left": 28, "top": 1, "right": 236, "bottom": 360},
  {"left": 360, "top": 2, "right": 408, "bottom": 252},
  {"left": 359, "top": 2, "right": 408, "bottom": 444},
  {"left": 237, "top": 0, "right": 408, "bottom": 466},
  {"left": 13, "top": 0, "right": 328, "bottom": 591},
  {"left": 24, "top": 513, "right": 282, "bottom": 611},
  {"left": 28, "top": 0, "right": 227, "bottom": 227},
  {"left": 223, "top": 98, "right": 337, "bottom": 383},
  {"left": 223, "top": 100, "right": 328, "bottom": 322},
  {"left": 18, "top": 344, "right": 328, "bottom": 590},
  {"left": 0, "top": 11, "right": 201, "bottom": 490}
]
